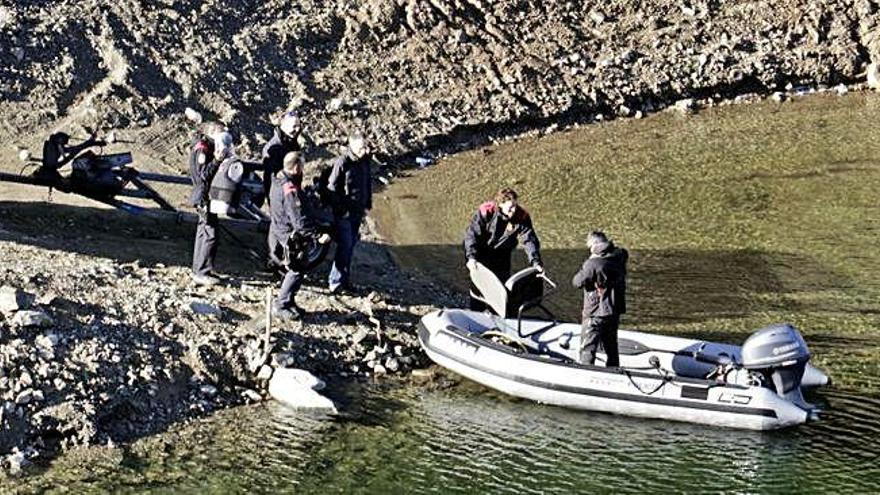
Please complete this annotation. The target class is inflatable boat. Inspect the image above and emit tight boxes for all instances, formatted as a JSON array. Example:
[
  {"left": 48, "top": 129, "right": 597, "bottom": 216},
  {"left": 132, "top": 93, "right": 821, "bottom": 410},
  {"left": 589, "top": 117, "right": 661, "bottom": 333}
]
[{"left": 418, "top": 264, "right": 830, "bottom": 430}]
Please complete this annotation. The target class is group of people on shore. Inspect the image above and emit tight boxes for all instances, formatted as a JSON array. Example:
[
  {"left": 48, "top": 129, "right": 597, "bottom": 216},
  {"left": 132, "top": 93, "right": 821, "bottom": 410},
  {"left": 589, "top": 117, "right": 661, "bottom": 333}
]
[
  {"left": 186, "top": 111, "right": 627, "bottom": 366},
  {"left": 188, "top": 112, "right": 372, "bottom": 321}
]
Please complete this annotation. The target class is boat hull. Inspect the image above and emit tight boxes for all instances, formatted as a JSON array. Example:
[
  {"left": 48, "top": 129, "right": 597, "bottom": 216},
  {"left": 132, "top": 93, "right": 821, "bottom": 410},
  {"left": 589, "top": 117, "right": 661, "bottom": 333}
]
[{"left": 419, "top": 310, "right": 820, "bottom": 430}]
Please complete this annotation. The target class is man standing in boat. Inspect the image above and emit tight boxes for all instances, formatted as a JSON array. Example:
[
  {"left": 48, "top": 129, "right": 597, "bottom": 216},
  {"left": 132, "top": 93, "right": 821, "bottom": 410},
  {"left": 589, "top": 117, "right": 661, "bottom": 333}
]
[
  {"left": 463, "top": 187, "right": 543, "bottom": 311},
  {"left": 572, "top": 231, "right": 628, "bottom": 367}
]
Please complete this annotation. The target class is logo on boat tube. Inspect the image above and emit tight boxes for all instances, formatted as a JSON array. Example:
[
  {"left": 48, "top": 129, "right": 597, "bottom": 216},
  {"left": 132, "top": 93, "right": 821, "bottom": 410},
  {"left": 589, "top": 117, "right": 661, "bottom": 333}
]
[{"left": 718, "top": 393, "right": 752, "bottom": 405}]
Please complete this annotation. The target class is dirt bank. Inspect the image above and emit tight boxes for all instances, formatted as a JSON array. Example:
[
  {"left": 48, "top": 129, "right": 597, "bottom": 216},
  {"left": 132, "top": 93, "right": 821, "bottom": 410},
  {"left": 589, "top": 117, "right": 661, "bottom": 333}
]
[{"left": 0, "top": 201, "right": 459, "bottom": 474}]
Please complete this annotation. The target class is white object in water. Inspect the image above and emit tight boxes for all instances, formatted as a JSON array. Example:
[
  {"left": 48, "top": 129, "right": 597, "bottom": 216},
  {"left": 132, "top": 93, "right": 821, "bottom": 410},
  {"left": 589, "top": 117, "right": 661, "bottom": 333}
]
[{"left": 269, "top": 368, "right": 336, "bottom": 412}]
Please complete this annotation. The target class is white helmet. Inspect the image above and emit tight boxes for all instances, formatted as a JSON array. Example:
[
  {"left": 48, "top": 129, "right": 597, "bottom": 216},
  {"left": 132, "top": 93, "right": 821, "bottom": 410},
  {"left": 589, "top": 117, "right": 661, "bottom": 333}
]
[{"left": 212, "top": 131, "right": 234, "bottom": 159}]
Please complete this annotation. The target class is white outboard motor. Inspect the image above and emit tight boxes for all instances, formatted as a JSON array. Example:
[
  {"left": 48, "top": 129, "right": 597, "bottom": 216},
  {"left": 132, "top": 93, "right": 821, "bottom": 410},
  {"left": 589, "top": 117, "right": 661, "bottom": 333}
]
[{"left": 741, "top": 324, "right": 812, "bottom": 409}]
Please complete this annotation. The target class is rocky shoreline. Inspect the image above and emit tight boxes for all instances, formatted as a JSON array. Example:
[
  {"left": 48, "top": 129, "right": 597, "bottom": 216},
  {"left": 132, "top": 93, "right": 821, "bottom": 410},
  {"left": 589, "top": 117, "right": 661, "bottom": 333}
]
[
  {"left": 0, "top": 212, "right": 459, "bottom": 475},
  {"left": 2, "top": 0, "right": 880, "bottom": 477}
]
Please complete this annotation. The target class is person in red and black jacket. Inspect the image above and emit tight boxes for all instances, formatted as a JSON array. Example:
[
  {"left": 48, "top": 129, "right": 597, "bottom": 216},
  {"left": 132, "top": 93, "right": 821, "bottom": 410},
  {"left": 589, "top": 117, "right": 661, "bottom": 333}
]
[
  {"left": 268, "top": 151, "right": 331, "bottom": 320},
  {"left": 463, "top": 188, "right": 543, "bottom": 311}
]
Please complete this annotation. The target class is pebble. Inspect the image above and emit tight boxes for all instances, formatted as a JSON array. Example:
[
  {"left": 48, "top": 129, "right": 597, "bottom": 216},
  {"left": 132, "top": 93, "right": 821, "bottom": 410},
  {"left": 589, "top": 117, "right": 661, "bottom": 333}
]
[
  {"left": 10, "top": 310, "right": 53, "bottom": 328},
  {"left": 189, "top": 300, "right": 222, "bottom": 317}
]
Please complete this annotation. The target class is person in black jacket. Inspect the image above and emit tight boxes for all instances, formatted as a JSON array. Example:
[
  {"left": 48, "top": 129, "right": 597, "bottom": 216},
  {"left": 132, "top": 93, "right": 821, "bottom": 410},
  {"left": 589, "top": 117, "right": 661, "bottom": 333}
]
[
  {"left": 463, "top": 188, "right": 543, "bottom": 311},
  {"left": 262, "top": 111, "right": 302, "bottom": 202},
  {"left": 38, "top": 132, "right": 105, "bottom": 179},
  {"left": 189, "top": 123, "right": 229, "bottom": 287},
  {"left": 571, "top": 231, "right": 629, "bottom": 367},
  {"left": 326, "top": 133, "right": 372, "bottom": 294},
  {"left": 269, "top": 151, "right": 330, "bottom": 320}
]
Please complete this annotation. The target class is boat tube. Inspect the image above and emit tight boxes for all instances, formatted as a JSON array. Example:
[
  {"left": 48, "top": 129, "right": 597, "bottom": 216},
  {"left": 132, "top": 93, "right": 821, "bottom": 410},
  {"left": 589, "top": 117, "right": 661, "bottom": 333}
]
[{"left": 418, "top": 264, "right": 830, "bottom": 430}]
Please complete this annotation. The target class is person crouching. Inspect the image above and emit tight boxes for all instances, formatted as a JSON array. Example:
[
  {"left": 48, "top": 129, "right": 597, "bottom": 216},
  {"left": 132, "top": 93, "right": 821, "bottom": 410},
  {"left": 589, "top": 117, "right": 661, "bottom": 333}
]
[
  {"left": 571, "top": 231, "right": 629, "bottom": 367},
  {"left": 268, "top": 151, "right": 330, "bottom": 320}
]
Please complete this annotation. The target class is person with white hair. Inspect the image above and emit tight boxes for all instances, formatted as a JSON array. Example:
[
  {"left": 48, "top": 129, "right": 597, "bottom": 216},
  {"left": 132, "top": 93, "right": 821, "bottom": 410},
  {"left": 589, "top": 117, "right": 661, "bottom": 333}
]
[
  {"left": 571, "top": 230, "right": 629, "bottom": 367},
  {"left": 325, "top": 133, "right": 372, "bottom": 294}
]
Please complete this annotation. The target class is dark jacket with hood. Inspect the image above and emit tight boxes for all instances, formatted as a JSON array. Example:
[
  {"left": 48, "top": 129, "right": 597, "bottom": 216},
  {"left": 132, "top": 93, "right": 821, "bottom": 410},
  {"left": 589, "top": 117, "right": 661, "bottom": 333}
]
[
  {"left": 262, "top": 128, "right": 301, "bottom": 199},
  {"left": 463, "top": 201, "right": 542, "bottom": 271},
  {"left": 572, "top": 242, "right": 628, "bottom": 319},
  {"left": 326, "top": 151, "right": 372, "bottom": 217}
]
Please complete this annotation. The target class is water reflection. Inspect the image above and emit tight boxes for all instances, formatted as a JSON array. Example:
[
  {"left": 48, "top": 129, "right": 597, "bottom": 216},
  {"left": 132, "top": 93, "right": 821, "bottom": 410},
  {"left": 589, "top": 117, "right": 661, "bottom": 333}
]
[{"left": 295, "top": 381, "right": 880, "bottom": 494}]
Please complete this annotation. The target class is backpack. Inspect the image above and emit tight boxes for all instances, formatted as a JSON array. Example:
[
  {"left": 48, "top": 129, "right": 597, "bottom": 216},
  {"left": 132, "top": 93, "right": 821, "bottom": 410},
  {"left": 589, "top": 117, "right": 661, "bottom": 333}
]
[{"left": 188, "top": 135, "right": 216, "bottom": 207}]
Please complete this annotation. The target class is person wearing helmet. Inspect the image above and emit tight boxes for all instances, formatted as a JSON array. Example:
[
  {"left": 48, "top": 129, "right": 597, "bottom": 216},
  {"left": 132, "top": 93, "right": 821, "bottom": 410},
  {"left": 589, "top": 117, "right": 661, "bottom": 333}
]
[
  {"left": 571, "top": 231, "right": 629, "bottom": 367},
  {"left": 326, "top": 133, "right": 372, "bottom": 295},
  {"left": 189, "top": 124, "right": 230, "bottom": 286},
  {"left": 262, "top": 111, "right": 303, "bottom": 202}
]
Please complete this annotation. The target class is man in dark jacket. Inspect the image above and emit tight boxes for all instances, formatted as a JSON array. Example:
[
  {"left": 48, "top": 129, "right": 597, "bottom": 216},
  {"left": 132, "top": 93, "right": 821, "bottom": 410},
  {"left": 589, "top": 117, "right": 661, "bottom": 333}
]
[
  {"left": 269, "top": 151, "right": 330, "bottom": 320},
  {"left": 326, "top": 133, "right": 372, "bottom": 294},
  {"left": 463, "top": 188, "right": 543, "bottom": 311},
  {"left": 189, "top": 124, "right": 229, "bottom": 286},
  {"left": 571, "top": 231, "right": 628, "bottom": 367},
  {"left": 262, "top": 111, "right": 302, "bottom": 202},
  {"left": 38, "top": 132, "right": 104, "bottom": 179}
]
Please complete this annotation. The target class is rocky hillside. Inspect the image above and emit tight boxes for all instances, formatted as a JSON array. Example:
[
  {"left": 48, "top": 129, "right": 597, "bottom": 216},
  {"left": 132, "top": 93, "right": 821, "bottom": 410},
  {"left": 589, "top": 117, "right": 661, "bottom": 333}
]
[{"left": 1, "top": 0, "right": 878, "bottom": 165}]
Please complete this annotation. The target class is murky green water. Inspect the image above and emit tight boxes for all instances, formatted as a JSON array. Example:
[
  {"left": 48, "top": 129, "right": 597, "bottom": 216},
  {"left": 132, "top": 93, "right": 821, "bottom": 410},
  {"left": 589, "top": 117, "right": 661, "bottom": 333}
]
[
  {"left": 9, "top": 92, "right": 880, "bottom": 493},
  {"left": 7, "top": 380, "right": 880, "bottom": 494}
]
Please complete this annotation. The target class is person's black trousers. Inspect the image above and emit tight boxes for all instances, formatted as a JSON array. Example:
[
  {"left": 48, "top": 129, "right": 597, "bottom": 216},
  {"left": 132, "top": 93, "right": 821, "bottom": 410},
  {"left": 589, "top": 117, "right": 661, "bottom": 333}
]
[
  {"left": 192, "top": 209, "right": 218, "bottom": 276},
  {"left": 579, "top": 314, "right": 620, "bottom": 367}
]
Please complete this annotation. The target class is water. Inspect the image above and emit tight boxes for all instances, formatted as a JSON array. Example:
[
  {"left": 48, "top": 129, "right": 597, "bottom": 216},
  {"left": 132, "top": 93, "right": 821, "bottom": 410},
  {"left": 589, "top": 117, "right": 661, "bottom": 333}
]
[
  {"left": 9, "top": 92, "right": 880, "bottom": 492},
  {"left": 8, "top": 381, "right": 880, "bottom": 493}
]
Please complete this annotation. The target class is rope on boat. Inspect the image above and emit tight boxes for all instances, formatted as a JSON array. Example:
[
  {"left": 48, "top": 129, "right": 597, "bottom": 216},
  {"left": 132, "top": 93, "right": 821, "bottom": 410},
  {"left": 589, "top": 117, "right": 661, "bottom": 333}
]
[
  {"left": 622, "top": 368, "right": 671, "bottom": 396},
  {"left": 480, "top": 331, "right": 528, "bottom": 353}
]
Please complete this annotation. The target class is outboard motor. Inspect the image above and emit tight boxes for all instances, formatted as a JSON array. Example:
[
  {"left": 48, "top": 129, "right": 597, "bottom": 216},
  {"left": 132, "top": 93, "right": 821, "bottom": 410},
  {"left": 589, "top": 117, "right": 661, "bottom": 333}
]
[{"left": 741, "top": 323, "right": 812, "bottom": 409}]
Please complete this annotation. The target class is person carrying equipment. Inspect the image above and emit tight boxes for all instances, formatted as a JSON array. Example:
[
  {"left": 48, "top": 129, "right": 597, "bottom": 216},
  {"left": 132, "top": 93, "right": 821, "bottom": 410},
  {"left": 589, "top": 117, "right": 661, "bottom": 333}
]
[
  {"left": 190, "top": 123, "right": 230, "bottom": 286},
  {"left": 463, "top": 187, "right": 543, "bottom": 312},
  {"left": 269, "top": 151, "right": 331, "bottom": 320},
  {"left": 38, "top": 132, "right": 106, "bottom": 179}
]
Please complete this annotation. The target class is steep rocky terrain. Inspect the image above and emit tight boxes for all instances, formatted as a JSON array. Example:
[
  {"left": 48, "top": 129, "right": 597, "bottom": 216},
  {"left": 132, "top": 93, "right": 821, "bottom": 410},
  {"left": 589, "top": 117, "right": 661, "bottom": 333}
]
[{"left": 1, "top": 0, "right": 878, "bottom": 165}]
